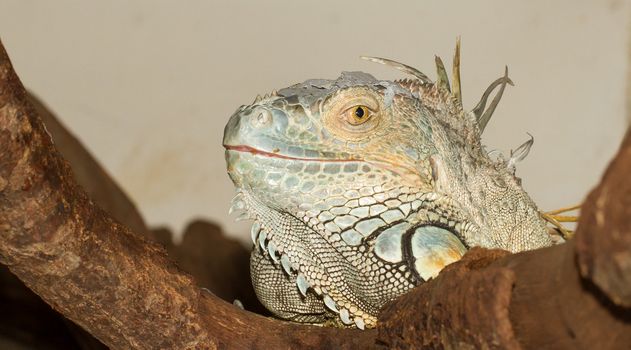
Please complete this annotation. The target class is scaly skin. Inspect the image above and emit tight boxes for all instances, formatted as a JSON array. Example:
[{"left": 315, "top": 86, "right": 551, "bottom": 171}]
[{"left": 222, "top": 50, "right": 553, "bottom": 329}]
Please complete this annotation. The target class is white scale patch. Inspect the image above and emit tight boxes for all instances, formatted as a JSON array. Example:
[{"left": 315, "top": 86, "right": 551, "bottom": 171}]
[
  {"left": 334, "top": 215, "right": 359, "bottom": 229},
  {"left": 374, "top": 222, "right": 410, "bottom": 263},
  {"left": 341, "top": 229, "right": 363, "bottom": 246},
  {"left": 411, "top": 225, "right": 466, "bottom": 280},
  {"left": 380, "top": 209, "right": 405, "bottom": 223},
  {"left": 349, "top": 206, "right": 369, "bottom": 218},
  {"left": 355, "top": 218, "right": 386, "bottom": 237},
  {"left": 369, "top": 204, "right": 387, "bottom": 216}
]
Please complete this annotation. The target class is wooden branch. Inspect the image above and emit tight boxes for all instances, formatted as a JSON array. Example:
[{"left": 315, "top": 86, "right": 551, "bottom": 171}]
[
  {"left": 574, "top": 135, "right": 631, "bottom": 307},
  {"left": 0, "top": 39, "right": 371, "bottom": 349},
  {"left": 0, "top": 37, "right": 629, "bottom": 349}
]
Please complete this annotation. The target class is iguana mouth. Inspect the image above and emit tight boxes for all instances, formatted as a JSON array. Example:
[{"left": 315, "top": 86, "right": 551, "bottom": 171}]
[
  {"left": 225, "top": 144, "right": 423, "bottom": 185},
  {"left": 224, "top": 144, "right": 362, "bottom": 163}
]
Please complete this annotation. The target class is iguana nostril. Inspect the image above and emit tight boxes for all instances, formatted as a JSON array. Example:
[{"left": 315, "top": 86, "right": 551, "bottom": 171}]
[{"left": 251, "top": 109, "right": 272, "bottom": 128}]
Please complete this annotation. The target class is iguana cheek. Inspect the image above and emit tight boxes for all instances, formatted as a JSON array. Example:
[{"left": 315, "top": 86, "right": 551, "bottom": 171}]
[{"left": 365, "top": 159, "right": 432, "bottom": 190}]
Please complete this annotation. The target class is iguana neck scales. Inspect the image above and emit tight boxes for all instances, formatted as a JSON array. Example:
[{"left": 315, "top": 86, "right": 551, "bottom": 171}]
[{"left": 223, "top": 42, "right": 553, "bottom": 329}]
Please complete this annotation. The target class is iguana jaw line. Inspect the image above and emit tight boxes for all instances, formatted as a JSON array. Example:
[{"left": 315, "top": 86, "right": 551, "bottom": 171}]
[
  {"left": 225, "top": 144, "right": 421, "bottom": 182},
  {"left": 224, "top": 144, "right": 362, "bottom": 163}
]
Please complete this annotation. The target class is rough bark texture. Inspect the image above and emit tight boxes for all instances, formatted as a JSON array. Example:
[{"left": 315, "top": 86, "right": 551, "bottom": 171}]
[
  {"left": 376, "top": 248, "right": 519, "bottom": 349},
  {"left": 0, "top": 264, "right": 108, "bottom": 349},
  {"left": 574, "top": 132, "right": 631, "bottom": 308},
  {"left": 5, "top": 92, "right": 265, "bottom": 347},
  {"left": 0, "top": 38, "right": 630, "bottom": 349},
  {"left": 0, "top": 39, "right": 372, "bottom": 349}
]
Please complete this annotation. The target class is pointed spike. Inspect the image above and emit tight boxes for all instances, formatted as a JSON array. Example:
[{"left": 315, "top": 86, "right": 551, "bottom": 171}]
[
  {"left": 267, "top": 241, "right": 279, "bottom": 262},
  {"left": 478, "top": 66, "right": 513, "bottom": 131},
  {"left": 258, "top": 230, "right": 267, "bottom": 251},
  {"left": 471, "top": 66, "right": 514, "bottom": 132},
  {"left": 235, "top": 211, "right": 250, "bottom": 222},
  {"left": 511, "top": 133, "right": 534, "bottom": 160},
  {"left": 229, "top": 194, "right": 246, "bottom": 215},
  {"left": 323, "top": 295, "right": 339, "bottom": 313},
  {"left": 250, "top": 222, "right": 261, "bottom": 244},
  {"left": 339, "top": 308, "right": 352, "bottom": 325},
  {"left": 452, "top": 37, "right": 462, "bottom": 107},
  {"left": 280, "top": 254, "right": 292, "bottom": 275},
  {"left": 470, "top": 67, "right": 511, "bottom": 117},
  {"left": 296, "top": 274, "right": 309, "bottom": 297},
  {"left": 487, "top": 149, "right": 501, "bottom": 157},
  {"left": 354, "top": 317, "right": 365, "bottom": 330},
  {"left": 228, "top": 199, "right": 245, "bottom": 215},
  {"left": 253, "top": 94, "right": 262, "bottom": 104},
  {"left": 435, "top": 55, "right": 451, "bottom": 92},
  {"left": 233, "top": 299, "right": 244, "bottom": 310},
  {"left": 231, "top": 192, "right": 244, "bottom": 203},
  {"left": 360, "top": 56, "right": 432, "bottom": 84},
  {"left": 508, "top": 133, "right": 534, "bottom": 169},
  {"left": 263, "top": 90, "right": 279, "bottom": 99}
]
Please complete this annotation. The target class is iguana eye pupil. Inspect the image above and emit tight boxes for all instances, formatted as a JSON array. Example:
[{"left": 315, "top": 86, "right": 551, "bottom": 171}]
[
  {"left": 347, "top": 105, "right": 371, "bottom": 125},
  {"left": 354, "top": 106, "right": 365, "bottom": 119}
]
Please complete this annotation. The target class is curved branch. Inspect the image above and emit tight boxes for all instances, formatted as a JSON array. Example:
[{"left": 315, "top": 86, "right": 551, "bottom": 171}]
[
  {"left": 0, "top": 39, "right": 372, "bottom": 349},
  {"left": 0, "top": 37, "right": 629, "bottom": 349}
]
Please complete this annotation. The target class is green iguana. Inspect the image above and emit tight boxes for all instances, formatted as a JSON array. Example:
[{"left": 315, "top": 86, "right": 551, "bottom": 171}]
[{"left": 223, "top": 41, "right": 562, "bottom": 329}]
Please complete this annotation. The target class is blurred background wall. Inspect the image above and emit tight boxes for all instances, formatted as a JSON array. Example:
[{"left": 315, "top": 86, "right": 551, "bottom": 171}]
[{"left": 1, "top": 1, "right": 629, "bottom": 243}]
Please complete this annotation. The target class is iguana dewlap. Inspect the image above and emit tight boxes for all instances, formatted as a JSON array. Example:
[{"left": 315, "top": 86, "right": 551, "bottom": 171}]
[{"left": 223, "top": 46, "right": 552, "bottom": 329}]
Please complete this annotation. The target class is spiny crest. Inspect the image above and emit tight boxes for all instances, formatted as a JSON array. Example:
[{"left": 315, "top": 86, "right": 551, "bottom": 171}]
[
  {"left": 361, "top": 38, "right": 513, "bottom": 133},
  {"left": 434, "top": 55, "right": 450, "bottom": 93},
  {"left": 393, "top": 78, "right": 424, "bottom": 91},
  {"left": 252, "top": 90, "right": 279, "bottom": 104},
  {"left": 469, "top": 67, "right": 513, "bottom": 132},
  {"left": 360, "top": 56, "right": 432, "bottom": 84}
]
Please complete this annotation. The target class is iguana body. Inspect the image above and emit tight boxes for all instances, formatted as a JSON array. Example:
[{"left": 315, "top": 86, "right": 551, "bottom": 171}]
[{"left": 223, "top": 45, "right": 553, "bottom": 329}]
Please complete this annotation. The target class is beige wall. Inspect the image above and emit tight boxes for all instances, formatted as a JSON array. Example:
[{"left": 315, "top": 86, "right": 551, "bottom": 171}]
[{"left": 1, "top": 1, "right": 629, "bottom": 243}]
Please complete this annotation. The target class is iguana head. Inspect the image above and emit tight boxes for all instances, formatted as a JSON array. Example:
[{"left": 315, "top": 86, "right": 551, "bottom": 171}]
[
  {"left": 224, "top": 71, "right": 435, "bottom": 210},
  {"left": 223, "top": 44, "right": 552, "bottom": 329}
]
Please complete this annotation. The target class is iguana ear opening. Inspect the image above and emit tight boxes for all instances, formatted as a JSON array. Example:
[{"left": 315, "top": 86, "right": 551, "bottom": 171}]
[{"left": 470, "top": 66, "right": 514, "bottom": 133}]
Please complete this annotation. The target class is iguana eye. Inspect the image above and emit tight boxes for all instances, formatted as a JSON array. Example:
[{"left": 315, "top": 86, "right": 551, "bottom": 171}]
[
  {"left": 345, "top": 105, "right": 372, "bottom": 125},
  {"left": 322, "top": 87, "right": 384, "bottom": 140}
]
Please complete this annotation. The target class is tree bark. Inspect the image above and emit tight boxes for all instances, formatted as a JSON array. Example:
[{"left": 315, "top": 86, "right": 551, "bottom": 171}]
[
  {"left": 0, "top": 38, "right": 629, "bottom": 349},
  {"left": 0, "top": 38, "right": 372, "bottom": 350}
]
